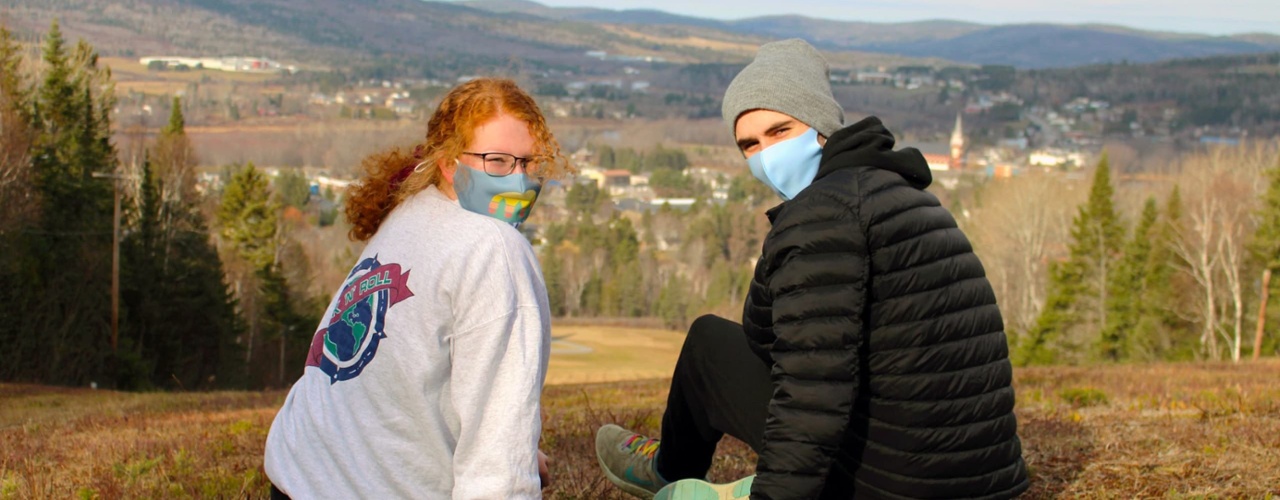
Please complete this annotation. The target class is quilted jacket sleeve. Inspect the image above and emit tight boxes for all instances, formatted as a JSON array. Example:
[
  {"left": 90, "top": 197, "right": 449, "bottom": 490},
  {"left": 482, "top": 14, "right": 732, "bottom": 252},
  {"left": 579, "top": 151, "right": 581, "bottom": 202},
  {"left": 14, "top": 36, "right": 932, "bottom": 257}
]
[{"left": 751, "top": 190, "right": 867, "bottom": 500}]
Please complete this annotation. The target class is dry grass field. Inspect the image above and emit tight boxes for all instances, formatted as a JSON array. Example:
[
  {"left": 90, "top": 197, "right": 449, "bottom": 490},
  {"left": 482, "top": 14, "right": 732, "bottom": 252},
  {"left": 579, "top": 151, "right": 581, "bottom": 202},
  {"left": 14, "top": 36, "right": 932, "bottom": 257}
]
[
  {"left": 547, "top": 325, "right": 686, "bottom": 385},
  {"left": 3, "top": 325, "right": 1279, "bottom": 499}
]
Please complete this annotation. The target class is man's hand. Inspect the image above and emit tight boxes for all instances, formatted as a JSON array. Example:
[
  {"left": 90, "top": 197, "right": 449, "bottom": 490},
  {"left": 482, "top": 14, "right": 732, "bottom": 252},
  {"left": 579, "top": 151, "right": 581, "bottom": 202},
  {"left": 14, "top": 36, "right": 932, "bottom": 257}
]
[{"left": 538, "top": 450, "right": 551, "bottom": 489}]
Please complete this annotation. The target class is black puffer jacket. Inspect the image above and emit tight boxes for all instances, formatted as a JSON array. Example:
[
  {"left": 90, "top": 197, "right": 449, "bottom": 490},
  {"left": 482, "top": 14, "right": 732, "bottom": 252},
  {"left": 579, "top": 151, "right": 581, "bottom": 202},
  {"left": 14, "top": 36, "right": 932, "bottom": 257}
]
[{"left": 743, "top": 117, "right": 1029, "bottom": 499}]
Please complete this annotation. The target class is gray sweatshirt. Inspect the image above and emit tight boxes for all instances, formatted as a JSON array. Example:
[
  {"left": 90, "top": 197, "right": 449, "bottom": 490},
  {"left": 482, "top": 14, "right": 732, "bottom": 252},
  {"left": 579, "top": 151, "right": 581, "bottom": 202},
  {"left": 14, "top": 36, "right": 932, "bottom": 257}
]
[{"left": 265, "top": 185, "right": 551, "bottom": 499}]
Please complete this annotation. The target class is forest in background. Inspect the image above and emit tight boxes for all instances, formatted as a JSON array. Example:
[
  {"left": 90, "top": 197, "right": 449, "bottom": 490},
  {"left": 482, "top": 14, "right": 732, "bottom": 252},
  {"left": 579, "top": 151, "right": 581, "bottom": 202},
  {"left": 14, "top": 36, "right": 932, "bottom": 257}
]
[{"left": 3, "top": 22, "right": 1280, "bottom": 392}]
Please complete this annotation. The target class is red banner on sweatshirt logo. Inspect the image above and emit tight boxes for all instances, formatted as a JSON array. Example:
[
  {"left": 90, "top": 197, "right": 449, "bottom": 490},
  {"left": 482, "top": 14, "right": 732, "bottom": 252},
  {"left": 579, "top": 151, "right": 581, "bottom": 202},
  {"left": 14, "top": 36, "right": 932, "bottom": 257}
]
[{"left": 337, "top": 264, "right": 414, "bottom": 312}]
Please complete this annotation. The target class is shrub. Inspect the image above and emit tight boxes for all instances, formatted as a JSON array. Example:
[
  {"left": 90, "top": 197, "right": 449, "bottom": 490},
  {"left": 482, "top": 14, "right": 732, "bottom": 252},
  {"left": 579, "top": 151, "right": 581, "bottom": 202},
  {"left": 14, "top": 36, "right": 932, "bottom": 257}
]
[{"left": 1059, "top": 387, "right": 1109, "bottom": 407}]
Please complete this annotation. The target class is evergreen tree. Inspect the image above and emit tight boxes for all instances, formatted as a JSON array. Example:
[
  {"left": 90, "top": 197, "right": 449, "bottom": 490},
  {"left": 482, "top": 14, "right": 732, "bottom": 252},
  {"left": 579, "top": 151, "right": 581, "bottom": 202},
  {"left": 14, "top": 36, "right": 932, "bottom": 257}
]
[
  {"left": 0, "top": 25, "right": 39, "bottom": 383},
  {"left": 117, "top": 156, "right": 164, "bottom": 388},
  {"left": 274, "top": 168, "right": 312, "bottom": 209},
  {"left": 121, "top": 151, "right": 240, "bottom": 389},
  {"left": 656, "top": 274, "right": 692, "bottom": 329},
  {"left": 1249, "top": 163, "right": 1280, "bottom": 357},
  {"left": 1021, "top": 153, "right": 1125, "bottom": 365},
  {"left": 257, "top": 260, "right": 314, "bottom": 388},
  {"left": 565, "top": 181, "right": 606, "bottom": 214},
  {"left": 597, "top": 144, "right": 615, "bottom": 169},
  {"left": 20, "top": 21, "right": 116, "bottom": 385},
  {"left": 218, "top": 163, "right": 281, "bottom": 376},
  {"left": 1140, "top": 186, "right": 1198, "bottom": 359},
  {"left": 601, "top": 216, "right": 641, "bottom": 316},
  {"left": 219, "top": 163, "right": 279, "bottom": 269},
  {"left": 153, "top": 96, "right": 197, "bottom": 204},
  {"left": 1099, "top": 197, "right": 1158, "bottom": 361},
  {"left": 580, "top": 271, "right": 603, "bottom": 316},
  {"left": 540, "top": 246, "right": 566, "bottom": 316}
]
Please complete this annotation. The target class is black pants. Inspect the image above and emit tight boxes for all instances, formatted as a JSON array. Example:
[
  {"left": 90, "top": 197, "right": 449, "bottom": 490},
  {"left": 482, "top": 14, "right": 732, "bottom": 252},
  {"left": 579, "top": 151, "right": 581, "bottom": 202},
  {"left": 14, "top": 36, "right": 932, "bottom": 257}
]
[{"left": 655, "top": 315, "right": 773, "bottom": 481}]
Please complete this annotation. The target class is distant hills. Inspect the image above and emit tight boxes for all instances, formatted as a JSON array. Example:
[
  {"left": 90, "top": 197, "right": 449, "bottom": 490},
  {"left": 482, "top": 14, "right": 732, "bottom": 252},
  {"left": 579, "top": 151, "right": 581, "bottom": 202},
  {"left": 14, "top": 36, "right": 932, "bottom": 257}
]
[
  {"left": 3, "top": 0, "right": 1277, "bottom": 72},
  {"left": 465, "top": 0, "right": 1280, "bottom": 68}
]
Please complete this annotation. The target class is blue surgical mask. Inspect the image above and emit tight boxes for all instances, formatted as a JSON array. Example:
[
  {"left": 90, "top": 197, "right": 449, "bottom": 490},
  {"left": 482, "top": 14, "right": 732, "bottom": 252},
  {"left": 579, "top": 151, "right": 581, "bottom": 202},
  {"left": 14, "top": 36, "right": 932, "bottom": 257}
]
[
  {"left": 453, "top": 161, "right": 542, "bottom": 227},
  {"left": 747, "top": 127, "right": 823, "bottom": 201}
]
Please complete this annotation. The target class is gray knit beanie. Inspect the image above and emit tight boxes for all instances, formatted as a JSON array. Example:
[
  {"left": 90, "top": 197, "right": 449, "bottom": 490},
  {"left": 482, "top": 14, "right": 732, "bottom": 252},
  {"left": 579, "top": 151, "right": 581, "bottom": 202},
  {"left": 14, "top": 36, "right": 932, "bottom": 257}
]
[{"left": 721, "top": 38, "right": 844, "bottom": 138}]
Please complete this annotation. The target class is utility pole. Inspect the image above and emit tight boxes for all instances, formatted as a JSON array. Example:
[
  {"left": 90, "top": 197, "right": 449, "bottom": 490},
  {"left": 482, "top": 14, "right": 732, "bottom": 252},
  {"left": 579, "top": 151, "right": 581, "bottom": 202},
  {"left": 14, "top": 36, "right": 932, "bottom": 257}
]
[{"left": 92, "top": 171, "right": 135, "bottom": 354}]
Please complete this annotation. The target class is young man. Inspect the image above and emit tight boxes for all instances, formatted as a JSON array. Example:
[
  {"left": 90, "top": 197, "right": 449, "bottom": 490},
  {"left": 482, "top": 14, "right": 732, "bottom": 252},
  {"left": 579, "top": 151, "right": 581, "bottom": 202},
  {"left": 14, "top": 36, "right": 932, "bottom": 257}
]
[{"left": 596, "top": 39, "right": 1030, "bottom": 499}]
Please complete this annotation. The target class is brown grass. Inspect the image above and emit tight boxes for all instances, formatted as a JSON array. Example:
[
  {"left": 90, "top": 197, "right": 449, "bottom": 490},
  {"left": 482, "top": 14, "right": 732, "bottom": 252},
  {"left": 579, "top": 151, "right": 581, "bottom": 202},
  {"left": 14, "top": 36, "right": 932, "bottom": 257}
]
[
  {"left": 547, "top": 325, "right": 685, "bottom": 385},
  {"left": 3, "top": 360, "right": 1280, "bottom": 498}
]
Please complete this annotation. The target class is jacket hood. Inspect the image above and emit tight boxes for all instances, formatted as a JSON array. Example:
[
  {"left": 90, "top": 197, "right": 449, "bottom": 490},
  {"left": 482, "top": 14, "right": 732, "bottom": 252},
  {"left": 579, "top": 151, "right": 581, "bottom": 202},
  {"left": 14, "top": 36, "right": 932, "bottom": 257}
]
[{"left": 816, "top": 116, "right": 932, "bottom": 190}]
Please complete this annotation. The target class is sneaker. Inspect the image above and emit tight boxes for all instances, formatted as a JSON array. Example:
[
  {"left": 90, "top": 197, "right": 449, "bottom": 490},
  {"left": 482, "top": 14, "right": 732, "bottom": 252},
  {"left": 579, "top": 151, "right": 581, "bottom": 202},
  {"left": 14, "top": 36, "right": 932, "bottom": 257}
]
[
  {"left": 654, "top": 476, "right": 754, "bottom": 500},
  {"left": 596, "top": 424, "right": 669, "bottom": 498}
]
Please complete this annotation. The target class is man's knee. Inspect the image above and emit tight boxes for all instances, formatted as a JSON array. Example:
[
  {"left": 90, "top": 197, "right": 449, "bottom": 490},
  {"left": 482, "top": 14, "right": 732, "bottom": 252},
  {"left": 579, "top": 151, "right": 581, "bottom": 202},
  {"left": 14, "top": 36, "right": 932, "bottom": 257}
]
[{"left": 681, "top": 315, "right": 740, "bottom": 358}]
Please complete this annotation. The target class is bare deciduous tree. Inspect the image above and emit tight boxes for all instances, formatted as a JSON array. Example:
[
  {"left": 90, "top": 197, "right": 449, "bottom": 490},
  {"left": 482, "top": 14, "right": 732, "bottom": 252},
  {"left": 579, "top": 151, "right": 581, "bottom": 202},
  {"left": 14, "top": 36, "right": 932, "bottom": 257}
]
[
  {"left": 1171, "top": 143, "right": 1274, "bottom": 361},
  {"left": 965, "top": 173, "right": 1082, "bottom": 340}
]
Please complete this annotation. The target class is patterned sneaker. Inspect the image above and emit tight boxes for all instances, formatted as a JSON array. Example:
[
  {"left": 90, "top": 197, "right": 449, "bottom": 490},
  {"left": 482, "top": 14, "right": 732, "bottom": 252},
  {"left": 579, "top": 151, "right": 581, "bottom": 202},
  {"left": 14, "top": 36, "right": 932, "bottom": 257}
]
[
  {"left": 655, "top": 476, "right": 754, "bottom": 500},
  {"left": 596, "top": 424, "right": 669, "bottom": 498}
]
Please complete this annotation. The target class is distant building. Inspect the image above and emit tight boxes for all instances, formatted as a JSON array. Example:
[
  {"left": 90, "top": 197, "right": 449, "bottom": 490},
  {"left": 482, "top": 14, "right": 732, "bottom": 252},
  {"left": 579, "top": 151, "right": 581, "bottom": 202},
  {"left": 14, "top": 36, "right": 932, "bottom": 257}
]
[
  {"left": 950, "top": 113, "right": 966, "bottom": 171},
  {"left": 387, "top": 97, "right": 415, "bottom": 116},
  {"left": 987, "top": 164, "right": 1017, "bottom": 179},
  {"left": 576, "top": 167, "right": 605, "bottom": 187},
  {"left": 602, "top": 169, "right": 632, "bottom": 196},
  {"left": 855, "top": 71, "right": 893, "bottom": 84},
  {"left": 913, "top": 115, "right": 966, "bottom": 172},
  {"left": 921, "top": 152, "right": 953, "bottom": 172},
  {"left": 139, "top": 56, "right": 291, "bottom": 73},
  {"left": 316, "top": 176, "right": 353, "bottom": 193},
  {"left": 650, "top": 198, "right": 697, "bottom": 211},
  {"left": 1028, "top": 149, "right": 1085, "bottom": 168}
]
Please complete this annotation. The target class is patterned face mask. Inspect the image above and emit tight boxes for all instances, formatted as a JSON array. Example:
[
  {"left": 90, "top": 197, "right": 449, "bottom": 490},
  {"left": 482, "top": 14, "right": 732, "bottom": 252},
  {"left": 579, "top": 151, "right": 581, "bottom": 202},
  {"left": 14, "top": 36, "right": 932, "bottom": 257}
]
[
  {"left": 453, "top": 160, "right": 542, "bottom": 227},
  {"left": 747, "top": 127, "right": 823, "bottom": 201}
]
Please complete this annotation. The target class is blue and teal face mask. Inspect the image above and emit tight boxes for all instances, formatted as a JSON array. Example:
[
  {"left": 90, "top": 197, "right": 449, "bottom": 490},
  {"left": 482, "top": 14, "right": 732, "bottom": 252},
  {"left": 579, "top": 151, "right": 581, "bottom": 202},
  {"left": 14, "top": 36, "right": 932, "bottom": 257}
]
[
  {"left": 453, "top": 161, "right": 542, "bottom": 227},
  {"left": 747, "top": 127, "right": 823, "bottom": 201}
]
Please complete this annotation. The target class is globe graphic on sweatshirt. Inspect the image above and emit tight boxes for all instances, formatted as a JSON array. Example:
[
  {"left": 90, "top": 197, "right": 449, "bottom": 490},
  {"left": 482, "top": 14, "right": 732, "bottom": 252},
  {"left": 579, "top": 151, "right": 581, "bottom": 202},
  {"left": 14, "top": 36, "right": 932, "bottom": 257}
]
[{"left": 305, "top": 255, "right": 414, "bottom": 383}]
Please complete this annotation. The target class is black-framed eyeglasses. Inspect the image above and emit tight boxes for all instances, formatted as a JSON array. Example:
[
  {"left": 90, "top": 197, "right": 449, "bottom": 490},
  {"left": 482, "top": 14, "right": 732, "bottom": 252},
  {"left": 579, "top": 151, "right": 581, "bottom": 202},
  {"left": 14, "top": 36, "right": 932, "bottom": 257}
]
[{"left": 462, "top": 152, "right": 542, "bottom": 177}]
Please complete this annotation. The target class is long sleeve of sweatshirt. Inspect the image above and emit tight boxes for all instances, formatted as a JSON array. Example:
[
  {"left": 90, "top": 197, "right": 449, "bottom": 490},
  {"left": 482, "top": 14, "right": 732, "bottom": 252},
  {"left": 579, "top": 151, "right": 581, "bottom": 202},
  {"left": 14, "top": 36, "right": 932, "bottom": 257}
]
[{"left": 447, "top": 221, "right": 551, "bottom": 499}]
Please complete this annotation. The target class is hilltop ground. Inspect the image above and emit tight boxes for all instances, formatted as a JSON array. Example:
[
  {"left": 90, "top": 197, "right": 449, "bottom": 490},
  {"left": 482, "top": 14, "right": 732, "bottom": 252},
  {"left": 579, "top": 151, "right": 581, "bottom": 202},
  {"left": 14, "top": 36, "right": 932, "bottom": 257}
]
[{"left": 2, "top": 326, "right": 1279, "bottom": 498}]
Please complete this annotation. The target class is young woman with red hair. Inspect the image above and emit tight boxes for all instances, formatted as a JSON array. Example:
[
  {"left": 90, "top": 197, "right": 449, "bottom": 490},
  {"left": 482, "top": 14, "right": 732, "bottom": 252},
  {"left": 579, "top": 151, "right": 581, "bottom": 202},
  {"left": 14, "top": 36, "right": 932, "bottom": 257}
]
[{"left": 264, "top": 78, "right": 571, "bottom": 499}]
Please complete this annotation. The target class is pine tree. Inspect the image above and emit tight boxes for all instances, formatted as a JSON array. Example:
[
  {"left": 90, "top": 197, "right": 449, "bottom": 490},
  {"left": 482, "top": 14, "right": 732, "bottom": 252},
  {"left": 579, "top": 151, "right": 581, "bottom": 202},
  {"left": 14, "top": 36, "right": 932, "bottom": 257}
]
[
  {"left": 1099, "top": 197, "right": 1158, "bottom": 361},
  {"left": 1139, "top": 186, "right": 1199, "bottom": 359},
  {"left": 540, "top": 246, "right": 566, "bottom": 316},
  {"left": 596, "top": 216, "right": 640, "bottom": 316},
  {"left": 581, "top": 271, "right": 603, "bottom": 316},
  {"left": 656, "top": 273, "right": 692, "bottom": 329},
  {"left": 1078, "top": 153, "right": 1127, "bottom": 333},
  {"left": 0, "top": 25, "right": 38, "bottom": 383},
  {"left": 1020, "top": 153, "right": 1125, "bottom": 365},
  {"left": 21, "top": 21, "right": 116, "bottom": 385},
  {"left": 153, "top": 96, "right": 197, "bottom": 205},
  {"left": 219, "top": 163, "right": 279, "bottom": 269},
  {"left": 1249, "top": 163, "right": 1280, "bottom": 358},
  {"left": 218, "top": 163, "right": 281, "bottom": 374},
  {"left": 117, "top": 97, "right": 242, "bottom": 389}
]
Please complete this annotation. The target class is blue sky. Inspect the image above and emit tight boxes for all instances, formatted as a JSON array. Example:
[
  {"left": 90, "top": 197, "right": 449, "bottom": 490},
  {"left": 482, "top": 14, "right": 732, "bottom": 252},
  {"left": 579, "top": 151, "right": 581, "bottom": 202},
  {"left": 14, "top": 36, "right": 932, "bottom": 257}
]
[{"left": 528, "top": 0, "right": 1279, "bottom": 36}]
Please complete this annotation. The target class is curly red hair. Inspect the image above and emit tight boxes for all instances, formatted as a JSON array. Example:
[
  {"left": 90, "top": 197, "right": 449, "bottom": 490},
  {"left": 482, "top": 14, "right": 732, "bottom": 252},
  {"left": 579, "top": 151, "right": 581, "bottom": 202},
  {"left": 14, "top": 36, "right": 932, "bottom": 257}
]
[{"left": 344, "top": 78, "right": 571, "bottom": 241}]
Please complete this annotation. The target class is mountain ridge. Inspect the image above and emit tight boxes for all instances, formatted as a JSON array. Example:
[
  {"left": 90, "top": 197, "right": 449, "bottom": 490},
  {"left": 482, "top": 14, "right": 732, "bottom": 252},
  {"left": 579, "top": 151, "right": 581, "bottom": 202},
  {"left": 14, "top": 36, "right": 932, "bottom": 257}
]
[{"left": 460, "top": 0, "right": 1280, "bottom": 67}]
